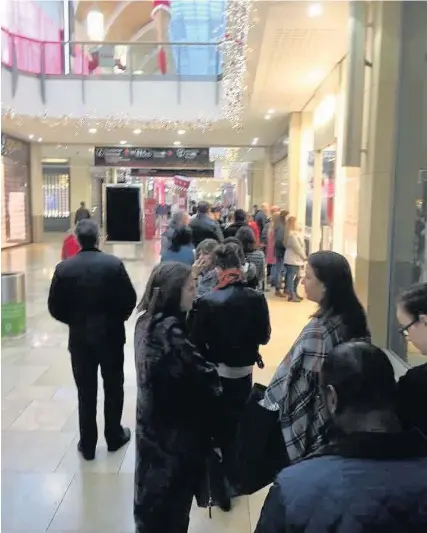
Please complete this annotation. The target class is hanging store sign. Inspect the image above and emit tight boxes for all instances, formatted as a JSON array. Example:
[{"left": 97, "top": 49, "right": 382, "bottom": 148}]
[
  {"left": 130, "top": 168, "right": 214, "bottom": 178},
  {"left": 94, "top": 147, "right": 210, "bottom": 168}
]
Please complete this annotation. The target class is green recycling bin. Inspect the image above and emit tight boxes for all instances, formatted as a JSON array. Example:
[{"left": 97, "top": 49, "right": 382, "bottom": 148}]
[{"left": 1, "top": 272, "right": 26, "bottom": 338}]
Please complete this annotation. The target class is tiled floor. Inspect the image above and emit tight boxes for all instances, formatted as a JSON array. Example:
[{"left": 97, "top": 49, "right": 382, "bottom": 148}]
[{"left": 1, "top": 239, "right": 316, "bottom": 533}]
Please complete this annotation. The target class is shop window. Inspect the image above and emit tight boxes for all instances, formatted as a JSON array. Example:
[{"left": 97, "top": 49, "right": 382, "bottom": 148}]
[
  {"left": 1, "top": 134, "right": 31, "bottom": 249},
  {"left": 42, "top": 165, "right": 70, "bottom": 232}
]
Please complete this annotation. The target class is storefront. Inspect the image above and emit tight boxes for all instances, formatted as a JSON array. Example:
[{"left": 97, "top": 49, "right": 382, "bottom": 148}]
[
  {"left": 1, "top": 133, "right": 32, "bottom": 249},
  {"left": 42, "top": 163, "right": 70, "bottom": 232}
]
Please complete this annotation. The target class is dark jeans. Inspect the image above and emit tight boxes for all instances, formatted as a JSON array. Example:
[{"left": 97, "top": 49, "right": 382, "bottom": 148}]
[
  {"left": 284, "top": 264, "right": 300, "bottom": 297},
  {"left": 70, "top": 343, "right": 125, "bottom": 452},
  {"left": 219, "top": 374, "right": 253, "bottom": 488},
  {"left": 272, "top": 253, "right": 285, "bottom": 289}
]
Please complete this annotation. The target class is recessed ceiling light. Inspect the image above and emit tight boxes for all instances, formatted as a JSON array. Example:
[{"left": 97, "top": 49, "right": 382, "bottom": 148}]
[
  {"left": 28, "top": 134, "right": 34, "bottom": 140},
  {"left": 307, "top": 68, "right": 326, "bottom": 83},
  {"left": 133, "top": 128, "right": 142, "bottom": 135},
  {"left": 177, "top": 129, "right": 186, "bottom": 135},
  {"left": 38, "top": 137, "right": 43, "bottom": 142},
  {"left": 268, "top": 109, "right": 275, "bottom": 114},
  {"left": 120, "top": 140, "right": 127, "bottom": 145},
  {"left": 308, "top": 3, "right": 323, "bottom": 18},
  {"left": 173, "top": 141, "right": 181, "bottom": 146},
  {"left": 89, "top": 128, "right": 97, "bottom": 134},
  {"left": 252, "top": 137, "right": 259, "bottom": 145},
  {"left": 264, "top": 114, "right": 271, "bottom": 120}
]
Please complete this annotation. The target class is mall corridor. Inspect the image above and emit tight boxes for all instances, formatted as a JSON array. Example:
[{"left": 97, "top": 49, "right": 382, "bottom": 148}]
[{"left": 1, "top": 240, "right": 315, "bottom": 533}]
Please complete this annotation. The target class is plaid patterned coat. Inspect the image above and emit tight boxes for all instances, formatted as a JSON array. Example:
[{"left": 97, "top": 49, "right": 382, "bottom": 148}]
[{"left": 263, "top": 315, "right": 346, "bottom": 463}]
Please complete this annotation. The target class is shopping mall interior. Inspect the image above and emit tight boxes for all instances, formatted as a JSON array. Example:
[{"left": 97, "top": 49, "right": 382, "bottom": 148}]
[{"left": 1, "top": 0, "right": 427, "bottom": 531}]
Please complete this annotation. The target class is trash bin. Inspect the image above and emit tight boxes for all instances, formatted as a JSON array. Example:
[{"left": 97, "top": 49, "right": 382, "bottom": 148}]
[{"left": 1, "top": 272, "right": 26, "bottom": 337}]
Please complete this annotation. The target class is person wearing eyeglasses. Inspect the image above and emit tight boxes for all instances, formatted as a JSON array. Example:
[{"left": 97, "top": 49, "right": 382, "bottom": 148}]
[{"left": 396, "top": 283, "right": 427, "bottom": 437}]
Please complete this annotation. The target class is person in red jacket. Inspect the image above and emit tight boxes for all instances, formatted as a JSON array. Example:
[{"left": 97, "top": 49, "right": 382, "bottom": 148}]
[
  {"left": 248, "top": 215, "right": 260, "bottom": 247},
  {"left": 61, "top": 229, "right": 81, "bottom": 260}
]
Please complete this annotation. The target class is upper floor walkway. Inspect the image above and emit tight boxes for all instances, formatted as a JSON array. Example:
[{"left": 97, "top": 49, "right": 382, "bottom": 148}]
[{"left": 1, "top": 28, "right": 224, "bottom": 121}]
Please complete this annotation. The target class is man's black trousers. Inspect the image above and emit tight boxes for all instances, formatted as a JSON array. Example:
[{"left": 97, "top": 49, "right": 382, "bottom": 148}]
[{"left": 70, "top": 343, "right": 125, "bottom": 453}]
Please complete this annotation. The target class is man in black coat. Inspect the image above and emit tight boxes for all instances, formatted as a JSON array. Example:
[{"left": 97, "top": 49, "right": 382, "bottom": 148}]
[
  {"left": 48, "top": 220, "right": 137, "bottom": 460},
  {"left": 74, "top": 201, "right": 91, "bottom": 224},
  {"left": 189, "top": 201, "right": 223, "bottom": 248}
]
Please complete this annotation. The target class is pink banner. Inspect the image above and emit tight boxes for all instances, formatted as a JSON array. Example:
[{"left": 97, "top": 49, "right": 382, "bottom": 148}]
[{"left": 144, "top": 198, "right": 157, "bottom": 241}]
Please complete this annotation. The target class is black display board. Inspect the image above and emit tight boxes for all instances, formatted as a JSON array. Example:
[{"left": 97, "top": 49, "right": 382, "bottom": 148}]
[
  {"left": 94, "top": 147, "right": 210, "bottom": 168},
  {"left": 105, "top": 186, "right": 141, "bottom": 242}
]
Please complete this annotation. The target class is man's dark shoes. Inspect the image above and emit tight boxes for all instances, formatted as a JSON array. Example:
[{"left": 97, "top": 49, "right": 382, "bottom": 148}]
[
  {"left": 77, "top": 441, "right": 95, "bottom": 461},
  {"left": 107, "top": 427, "right": 131, "bottom": 452}
]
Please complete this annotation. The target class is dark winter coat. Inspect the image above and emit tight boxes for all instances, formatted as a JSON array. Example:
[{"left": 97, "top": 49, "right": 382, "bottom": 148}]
[
  {"left": 223, "top": 221, "right": 248, "bottom": 238},
  {"left": 191, "top": 280, "right": 271, "bottom": 367},
  {"left": 397, "top": 363, "right": 427, "bottom": 437},
  {"left": 48, "top": 248, "right": 136, "bottom": 350},
  {"left": 134, "top": 313, "right": 222, "bottom": 533},
  {"left": 255, "top": 430, "right": 427, "bottom": 533},
  {"left": 189, "top": 214, "right": 223, "bottom": 247}
]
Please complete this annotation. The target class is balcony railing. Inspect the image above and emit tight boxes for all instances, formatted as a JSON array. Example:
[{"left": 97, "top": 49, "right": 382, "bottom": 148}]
[{"left": 1, "top": 28, "right": 223, "bottom": 79}]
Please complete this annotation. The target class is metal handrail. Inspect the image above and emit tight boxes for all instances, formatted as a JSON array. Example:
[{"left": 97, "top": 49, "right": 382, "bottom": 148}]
[{"left": 2, "top": 27, "right": 222, "bottom": 107}]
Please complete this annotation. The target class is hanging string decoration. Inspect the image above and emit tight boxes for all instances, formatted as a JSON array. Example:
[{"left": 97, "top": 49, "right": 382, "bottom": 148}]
[{"left": 219, "top": 0, "right": 253, "bottom": 128}]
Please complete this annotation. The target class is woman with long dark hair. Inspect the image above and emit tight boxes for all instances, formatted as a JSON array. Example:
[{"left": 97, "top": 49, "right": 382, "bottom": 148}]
[
  {"left": 263, "top": 251, "right": 370, "bottom": 463},
  {"left": 133, "top": 262, "right": 222, "bottom": 533},
  {"left": 396, "top": 283, "right": 427, "bottom": 437}
]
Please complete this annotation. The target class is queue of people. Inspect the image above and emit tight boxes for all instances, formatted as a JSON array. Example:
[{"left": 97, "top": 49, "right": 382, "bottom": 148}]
[{"left": 48, "top": 209, "right": 427, "bottom": 533}]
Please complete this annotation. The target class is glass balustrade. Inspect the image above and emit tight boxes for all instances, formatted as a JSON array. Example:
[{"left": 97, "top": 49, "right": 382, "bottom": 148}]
[{"left": 1, "top": 28, "right": 222, "bottom": 78}]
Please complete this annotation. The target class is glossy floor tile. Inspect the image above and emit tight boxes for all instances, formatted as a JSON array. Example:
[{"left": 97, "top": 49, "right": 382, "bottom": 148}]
[{"left": 1, "top": 238, "right": 314, "bottom": 533}]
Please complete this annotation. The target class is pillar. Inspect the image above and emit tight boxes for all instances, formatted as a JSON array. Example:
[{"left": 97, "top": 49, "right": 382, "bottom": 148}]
[
  {"left": 354, "top": 1, "right": 402, "bottom": 346},
  {"left": 70, "top": 160, "right": 92, "bottom": 227},
  {"left": 262, "top": 158, "right": 274, "bottom": 207},
  {"left": 297, "top": 112, "right": 313, "bottom": 228},
  {"left": 30, "top": 144, "right": 44, "bottom": 242},
  {"left": 311, "top": 150, "right": 322, "bottom": 253},
  {"left": 287, "top": 112, "right": 301, "bottom": 216}
]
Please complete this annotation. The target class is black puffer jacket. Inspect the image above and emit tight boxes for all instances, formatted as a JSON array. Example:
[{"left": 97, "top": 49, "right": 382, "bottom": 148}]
[
  {"left": 223, "top": 221, "right": 248, "bottom": 239},
  {"left": 191, "top": 281, "right": 271, "bottom": 367},
  {"left": 134, "top": 313, "right": 222, "bottom": 532}
]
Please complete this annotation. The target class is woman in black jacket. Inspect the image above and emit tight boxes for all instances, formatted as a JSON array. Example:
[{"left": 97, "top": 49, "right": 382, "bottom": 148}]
[
  {"left": 134, "top": 262, "right": 222, "bottom": 533},
  {"left": 191, "top": 243, "right": 271, "bottom": 500},
  {"left": 396, "top": 283, "right": 427, "bottom": 437}
]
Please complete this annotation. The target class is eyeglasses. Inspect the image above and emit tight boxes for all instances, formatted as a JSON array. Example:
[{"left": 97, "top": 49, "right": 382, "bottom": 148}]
[{"left": 399, "top": 318, "right": 418, "bottom": 338}]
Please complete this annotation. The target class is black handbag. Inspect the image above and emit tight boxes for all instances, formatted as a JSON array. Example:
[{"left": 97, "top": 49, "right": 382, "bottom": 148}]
[
  {"left": 195, "top": 448, "right": 229, "bottom": 518},
  {"left": 234, "top": 383, "right": 289, "bottom": 495}
]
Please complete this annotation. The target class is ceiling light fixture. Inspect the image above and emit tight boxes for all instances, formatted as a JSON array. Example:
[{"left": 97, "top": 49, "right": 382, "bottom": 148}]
[
  {"left": 86, "top": 7, "right": 105, "bottom": 42},
  {"left": 177, "top": 129, "right": 186, "bottom": 135},
  {"left": 89, "top": 128, "right": 97, "bottom": 134},
  {"left": 268, "top": 109, "right": 275, "bottom": 114},
  {"left": 252, "top": 137, "right": 259, "bottom": 145},
  {"left": 38, "top": 137, "right": 43, "bottom": 142},
  {"left": 308, "top": 3, "right": 323, "bottom": 18},
  {"left": 307, "top": 68, "right": 326, "bottom": 84},
  {"left": 264, "top": 114, "right": 271, "bottom": 120},
  {"left": 173, "top": 141, "right": 181, "bottom": 146},
  {"left": 120, "top": 140, "right": 127, "bottom": 145},
  {"left": 133, "top": 128, "right": 142, "bottom": 135},
  {"left": 28, "top": 134, "right": 34, "bottom": 140}
]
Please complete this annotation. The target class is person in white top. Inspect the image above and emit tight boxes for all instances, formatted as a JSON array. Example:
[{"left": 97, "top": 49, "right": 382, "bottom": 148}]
[{"left": 284, "top": 216, "right": 307, "bottom": 302}]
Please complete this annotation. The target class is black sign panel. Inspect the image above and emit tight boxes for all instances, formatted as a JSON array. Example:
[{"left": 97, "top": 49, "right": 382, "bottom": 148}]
[{"left": 94, "top": 147, "right": 210, "bottom": 168}]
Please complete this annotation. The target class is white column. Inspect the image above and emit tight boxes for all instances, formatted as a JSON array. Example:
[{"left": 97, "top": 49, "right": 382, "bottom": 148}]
[
  {"left": 311, "top": 150, "right": 322, "bottom": 253},
  {"left": 70, "top": 160, "right": 92, "bottom": 227},
  {"left": 30, "top": 144, "right": 44, "bottom": 242}
]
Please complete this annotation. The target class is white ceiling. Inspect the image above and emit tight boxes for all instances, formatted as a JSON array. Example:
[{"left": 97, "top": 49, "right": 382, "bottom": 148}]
[
  {"left": 248, "top": 1, "right": 349, "bottom": 114},
  {"left": 2, "top": 1, "right": 349, "bottom": 149}
]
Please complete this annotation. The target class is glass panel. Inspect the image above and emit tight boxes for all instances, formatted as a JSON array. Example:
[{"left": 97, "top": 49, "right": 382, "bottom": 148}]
[{"left": 169, "top": 0, "right": 225, "bottom": 76}]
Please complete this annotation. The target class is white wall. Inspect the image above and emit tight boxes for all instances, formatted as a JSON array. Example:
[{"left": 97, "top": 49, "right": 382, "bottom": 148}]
[{"left": 2, "top": 69, "right": 222, "bottom": 121}]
